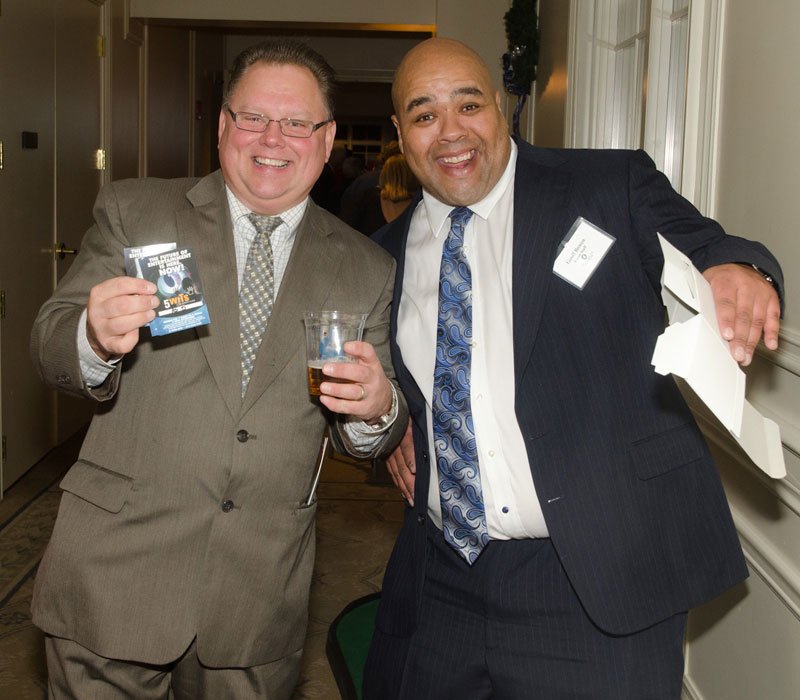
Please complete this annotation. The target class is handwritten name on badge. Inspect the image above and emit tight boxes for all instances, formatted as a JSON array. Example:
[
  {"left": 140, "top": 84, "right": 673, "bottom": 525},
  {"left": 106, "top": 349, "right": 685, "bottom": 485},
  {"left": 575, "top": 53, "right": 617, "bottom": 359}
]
[{"left": 552, "top": 217, "right": 615, "bottom": 289}]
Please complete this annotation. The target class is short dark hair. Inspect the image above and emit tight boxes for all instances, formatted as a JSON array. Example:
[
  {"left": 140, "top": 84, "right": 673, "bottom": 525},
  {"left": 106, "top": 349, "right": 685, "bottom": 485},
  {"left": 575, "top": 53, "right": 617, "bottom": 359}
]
[{"left": 224, "top": 39, "right": 336, "bottom": 118}]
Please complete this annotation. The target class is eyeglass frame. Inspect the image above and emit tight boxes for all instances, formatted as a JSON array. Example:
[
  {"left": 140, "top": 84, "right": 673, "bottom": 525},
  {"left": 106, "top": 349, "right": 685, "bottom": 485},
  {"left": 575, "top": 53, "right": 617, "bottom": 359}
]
[{"left": 224, "top": 106, "right": 333, "bottom": 138}]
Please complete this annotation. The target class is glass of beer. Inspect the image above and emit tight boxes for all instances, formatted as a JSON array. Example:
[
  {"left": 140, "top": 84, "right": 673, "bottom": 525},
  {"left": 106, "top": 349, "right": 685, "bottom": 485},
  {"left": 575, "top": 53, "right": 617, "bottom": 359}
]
[{"left": 303, "top": 311, "right": 367, "bottom": 396}]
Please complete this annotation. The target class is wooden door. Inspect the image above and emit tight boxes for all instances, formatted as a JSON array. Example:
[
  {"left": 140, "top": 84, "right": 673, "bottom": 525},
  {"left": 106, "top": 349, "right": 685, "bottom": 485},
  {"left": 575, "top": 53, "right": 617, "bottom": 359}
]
[
  {"left": 53, "top": 0, "right": 106, "bottom": 442},
  {"left": 0, "top": 0, "right": 57, "bottom": 494},
  {"left": 0, "top": 0, "right": 105, "bottom": 495}
]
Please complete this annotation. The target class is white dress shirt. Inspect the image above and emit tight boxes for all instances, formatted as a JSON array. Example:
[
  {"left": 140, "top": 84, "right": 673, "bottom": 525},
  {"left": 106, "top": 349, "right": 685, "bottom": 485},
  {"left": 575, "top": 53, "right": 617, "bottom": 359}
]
[{"left": 397, "top": 140, "right": 549, "bottom": 540}]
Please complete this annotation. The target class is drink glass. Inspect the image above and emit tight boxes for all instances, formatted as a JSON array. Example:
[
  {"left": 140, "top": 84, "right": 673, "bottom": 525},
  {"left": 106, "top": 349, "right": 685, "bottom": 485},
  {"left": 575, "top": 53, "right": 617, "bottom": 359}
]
[{"left": 303, "top": 311, "right": 367, "bottom": 396}]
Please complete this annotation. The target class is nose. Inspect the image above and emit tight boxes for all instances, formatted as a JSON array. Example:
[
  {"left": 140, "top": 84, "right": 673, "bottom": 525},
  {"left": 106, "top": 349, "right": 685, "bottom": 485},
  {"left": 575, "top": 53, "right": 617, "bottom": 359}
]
[
  {"left": 437, "top": 109, "right": 468, "bottom": 142},
  {"left": 258, "top": 120, "right": 285, "bottom": 146}
]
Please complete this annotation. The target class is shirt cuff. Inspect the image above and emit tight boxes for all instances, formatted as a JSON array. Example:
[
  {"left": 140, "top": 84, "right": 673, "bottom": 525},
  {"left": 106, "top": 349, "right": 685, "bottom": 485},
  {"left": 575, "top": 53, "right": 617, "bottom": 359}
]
[
  {"left": 77, "top": 308, "right": 121, "bottom": 388},
  {"left": 341, "top": 383, "right": 399, "bottom": 453}
]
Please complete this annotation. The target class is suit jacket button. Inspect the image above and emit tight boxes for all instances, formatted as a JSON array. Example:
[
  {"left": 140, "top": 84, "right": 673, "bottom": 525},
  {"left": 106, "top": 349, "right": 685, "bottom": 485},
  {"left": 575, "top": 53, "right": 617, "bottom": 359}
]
[
  {"left": 56, "top": 374, "right": 71, "bottom": 385},
  {"left": 221, "top": 499, "right": 234, "bottom": 513},
  {"left": 417, "top": 514, "right": 425, "bottom": 525},
  {"left": 236, "top": 429, "right": 249, "bottom": 443}
]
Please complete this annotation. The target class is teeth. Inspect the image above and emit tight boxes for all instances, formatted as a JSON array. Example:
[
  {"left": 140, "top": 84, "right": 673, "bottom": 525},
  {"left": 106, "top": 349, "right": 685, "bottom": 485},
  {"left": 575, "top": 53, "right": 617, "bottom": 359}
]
[
  {"left": 441, "top": 151, "right": 473, "bottom": 164},
  {"left": 254, "top": 157, "right": 288, "bottom": 168}
]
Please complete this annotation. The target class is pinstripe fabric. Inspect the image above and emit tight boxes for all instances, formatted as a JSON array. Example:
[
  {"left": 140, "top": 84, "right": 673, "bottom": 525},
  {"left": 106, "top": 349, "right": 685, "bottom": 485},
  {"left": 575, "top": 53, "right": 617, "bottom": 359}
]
[
  {"left": 389, "top": 526, "right": 686, "bottom": 699},
  {"left": 364, "top": 139, "right": 781, "bottom": 699}
]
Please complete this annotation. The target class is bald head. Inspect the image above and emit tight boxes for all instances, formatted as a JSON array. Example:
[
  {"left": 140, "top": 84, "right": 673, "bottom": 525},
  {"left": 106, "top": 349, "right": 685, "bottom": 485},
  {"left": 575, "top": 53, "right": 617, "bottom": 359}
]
[
  {"left": 390, "top": 37, "right": 510, "bottom": 207},
  {"left": 392, "top": 38, "right": 495, "bottom": 115}
]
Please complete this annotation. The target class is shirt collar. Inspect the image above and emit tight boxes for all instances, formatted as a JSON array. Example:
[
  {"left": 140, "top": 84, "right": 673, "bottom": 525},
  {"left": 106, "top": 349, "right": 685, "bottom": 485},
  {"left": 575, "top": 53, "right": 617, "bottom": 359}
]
[
  {"left": 224, "top": 185, "right": 309, "bottom": 231},
  {"left": 422, "top": 138, "right": 517, "bottom": 238}
]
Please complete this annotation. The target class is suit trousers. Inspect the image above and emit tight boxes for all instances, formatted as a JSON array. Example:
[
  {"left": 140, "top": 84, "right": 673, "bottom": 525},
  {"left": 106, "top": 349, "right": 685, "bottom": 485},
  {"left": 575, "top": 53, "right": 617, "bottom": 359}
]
[
  {"left": 45, "top": 635, "right": 301, "bottom": 700},
  {"left": 371, "top": 521, "right": 687, "bottom": 700}
]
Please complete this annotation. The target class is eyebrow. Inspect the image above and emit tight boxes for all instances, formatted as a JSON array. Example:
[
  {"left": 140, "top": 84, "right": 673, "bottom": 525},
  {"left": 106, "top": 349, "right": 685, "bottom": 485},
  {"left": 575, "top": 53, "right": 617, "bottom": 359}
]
[{"left": 403, "top": 86, "right": 486, "bottom": 114}]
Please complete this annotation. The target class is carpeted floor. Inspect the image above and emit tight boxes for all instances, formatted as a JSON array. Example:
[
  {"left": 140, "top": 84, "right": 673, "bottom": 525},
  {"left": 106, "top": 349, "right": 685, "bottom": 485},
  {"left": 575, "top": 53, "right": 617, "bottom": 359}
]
[{"left": 0, "top": 429, "right": 403, "bottom": 699}]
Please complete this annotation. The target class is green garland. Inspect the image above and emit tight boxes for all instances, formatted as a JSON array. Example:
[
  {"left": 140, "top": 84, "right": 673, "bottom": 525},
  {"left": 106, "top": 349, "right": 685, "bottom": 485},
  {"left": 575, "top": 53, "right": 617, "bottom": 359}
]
[
  {"left": 503, "top": 0, "right": 539, "bottom": 92},
  {"left": 502, "top": 0, "right": 539, "bottom": 137}
]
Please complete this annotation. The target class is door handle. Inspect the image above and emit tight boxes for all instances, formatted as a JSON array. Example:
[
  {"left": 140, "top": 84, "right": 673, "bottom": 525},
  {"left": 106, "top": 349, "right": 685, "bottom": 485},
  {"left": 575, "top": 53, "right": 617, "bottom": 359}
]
[{"left": 52, "top": 242, "right": 79, "bottom": 260}]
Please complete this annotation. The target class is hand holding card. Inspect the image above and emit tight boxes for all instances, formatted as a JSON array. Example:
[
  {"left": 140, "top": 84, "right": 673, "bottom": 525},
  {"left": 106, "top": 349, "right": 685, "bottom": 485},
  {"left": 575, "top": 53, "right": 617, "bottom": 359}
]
[{"left": 124, "top": 243, "right": 211, "bottom": 336}]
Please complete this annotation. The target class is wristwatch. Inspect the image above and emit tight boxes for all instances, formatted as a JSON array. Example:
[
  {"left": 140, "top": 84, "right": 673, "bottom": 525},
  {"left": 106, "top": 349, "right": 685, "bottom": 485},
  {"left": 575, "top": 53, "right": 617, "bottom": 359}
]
[
  {"left": 367, "top": 411, "right": 393, "bottom": 430},
  {"left": 365, "top": 383, "right": 398, "bottom": 431},
  {"left": 749, "top": 264, "right": 776, "bottom": 288}
]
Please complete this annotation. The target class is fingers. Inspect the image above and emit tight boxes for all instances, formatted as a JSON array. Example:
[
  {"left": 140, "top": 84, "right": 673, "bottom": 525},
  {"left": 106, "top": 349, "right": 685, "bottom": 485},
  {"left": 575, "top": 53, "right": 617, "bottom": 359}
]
[
  {"left": 762, "top": 295, "right": 781, "bottom": 351},
  {"left": 703, "top": 263, "right": 781, "bottom": 366},
  {"left": 318, "top": 342, "right": 393, "bottom": 420},
  {"left": 86, "top": 277, "right": 158, "bottom": 359},
  {"left": 386, "top": 421, "right": 415, "bottom": 505}
]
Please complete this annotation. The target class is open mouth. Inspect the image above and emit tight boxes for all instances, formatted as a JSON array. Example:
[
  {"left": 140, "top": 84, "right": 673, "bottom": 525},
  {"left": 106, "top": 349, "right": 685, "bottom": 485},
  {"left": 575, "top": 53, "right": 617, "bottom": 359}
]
[
  {"left": 439, "top": 150, "right": 475, "bottom": 166},
  {"left": 253, "top": 156, "right": 289, "bottom": 168}
]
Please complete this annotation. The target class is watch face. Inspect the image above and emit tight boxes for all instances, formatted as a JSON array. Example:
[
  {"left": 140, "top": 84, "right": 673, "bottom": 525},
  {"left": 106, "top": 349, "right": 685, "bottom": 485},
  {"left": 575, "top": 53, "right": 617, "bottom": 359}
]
[{"left": 369, "top": 413, "right": 391, "bottom": 429}]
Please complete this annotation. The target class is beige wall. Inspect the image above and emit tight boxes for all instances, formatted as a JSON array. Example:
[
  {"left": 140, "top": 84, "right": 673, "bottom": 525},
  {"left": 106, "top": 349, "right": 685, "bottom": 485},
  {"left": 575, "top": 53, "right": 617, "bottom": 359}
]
[
  {"left": 131, "top": 0, "right": 436, "bottom": 26},
  {"left": 435, "top": 0, "right": 510, "bottom": 104},
  {"left": 715, "top": 2, "right": 798, "bottom": 325},
  {"left": 131, "top": 0, "right": 509, "bottom": 114},
  {"left": 683, "top": 1, "right": 800, "bottom": 699}
]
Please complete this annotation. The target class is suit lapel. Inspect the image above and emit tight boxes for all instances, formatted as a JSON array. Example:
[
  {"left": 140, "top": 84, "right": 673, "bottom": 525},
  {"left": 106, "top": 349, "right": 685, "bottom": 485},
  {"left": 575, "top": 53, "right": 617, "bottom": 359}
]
[
  {"left": 377, "top": 204, "right": 427, "bottom": 420},
  {"left": 240, "top": 202, "right": 342, "bottom": 415},
  {"left": 177, "top": 172, "right": 242, "bottom": 419},
  {"left": 512, "top": 145, "right": 573, "bottom": 384}
]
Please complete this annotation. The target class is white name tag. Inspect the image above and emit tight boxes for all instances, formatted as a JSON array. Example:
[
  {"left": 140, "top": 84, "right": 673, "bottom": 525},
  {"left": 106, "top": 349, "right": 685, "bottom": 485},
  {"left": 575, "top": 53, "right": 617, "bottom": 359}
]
[{"left": 552, "top": 217, "right": 615, "bottom": 289}]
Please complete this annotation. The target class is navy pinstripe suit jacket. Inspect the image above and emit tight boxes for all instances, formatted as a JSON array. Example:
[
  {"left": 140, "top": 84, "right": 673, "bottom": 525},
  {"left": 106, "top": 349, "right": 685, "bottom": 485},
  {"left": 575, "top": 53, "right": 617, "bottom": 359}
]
[{"left": 370, "top": 139, "right": 783, "bottom": 640}]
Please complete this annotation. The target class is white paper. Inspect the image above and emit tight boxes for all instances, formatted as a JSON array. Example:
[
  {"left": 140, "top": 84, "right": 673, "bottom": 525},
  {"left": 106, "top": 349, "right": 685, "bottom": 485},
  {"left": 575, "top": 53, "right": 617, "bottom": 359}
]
[{"left": 652, "top": 235, "right": 785, "bottom": 479}]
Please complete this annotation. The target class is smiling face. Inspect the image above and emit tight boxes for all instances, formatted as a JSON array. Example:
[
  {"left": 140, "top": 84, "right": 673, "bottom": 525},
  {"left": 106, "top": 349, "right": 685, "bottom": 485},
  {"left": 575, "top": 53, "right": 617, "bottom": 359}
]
[
  {"left": 391, "top": 39, "right": 511, "bottom": 207},
  {"left": 218, "top": 62, "right": 336, "bottom": 215}
]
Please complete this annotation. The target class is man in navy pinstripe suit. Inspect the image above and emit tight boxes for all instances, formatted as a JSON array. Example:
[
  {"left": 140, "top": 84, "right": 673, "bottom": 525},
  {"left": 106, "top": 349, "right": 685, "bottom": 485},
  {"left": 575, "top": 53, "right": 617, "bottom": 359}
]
[{"left": 363, "top": 38, "right": 783, "bottom": 699}]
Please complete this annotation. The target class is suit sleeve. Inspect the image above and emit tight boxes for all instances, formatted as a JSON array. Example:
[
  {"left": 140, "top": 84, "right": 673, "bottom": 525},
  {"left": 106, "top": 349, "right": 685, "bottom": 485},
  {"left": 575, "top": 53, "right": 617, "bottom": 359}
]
[
  {"left": 328, "top": 256, "right": 409, "bottom": 459},
  {"left": 30, "top": 182, "right": 129, "bottom": 401},
  {"left": 627, "top": 149, "right": 785, "bottom": 311}
]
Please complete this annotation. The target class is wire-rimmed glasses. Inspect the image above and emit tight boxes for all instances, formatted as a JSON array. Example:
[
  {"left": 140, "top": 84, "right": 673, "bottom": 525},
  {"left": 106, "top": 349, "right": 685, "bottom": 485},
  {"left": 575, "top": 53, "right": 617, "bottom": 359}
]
[{"left": 225, "top": 107, "right": 332, "bottom": 138}]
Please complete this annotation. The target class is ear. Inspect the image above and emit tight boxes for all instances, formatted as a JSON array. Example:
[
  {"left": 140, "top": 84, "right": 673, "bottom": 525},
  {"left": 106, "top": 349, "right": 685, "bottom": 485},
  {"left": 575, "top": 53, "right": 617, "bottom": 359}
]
[
  {"left": 218, "top": 109, "right": 228, "bottom": 143},
  {"left": 323, "top": 121, "right": 337, "bottom": 162},
  {"left": 391, "top": 115, "right": 404, "bottom": 154}
]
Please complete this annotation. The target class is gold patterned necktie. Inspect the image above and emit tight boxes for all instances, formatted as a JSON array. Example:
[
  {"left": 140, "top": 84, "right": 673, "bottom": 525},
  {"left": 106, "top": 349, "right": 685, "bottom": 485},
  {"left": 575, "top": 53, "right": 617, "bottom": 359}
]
[{"left": 240, "top": 214, "right": 282, "bottom": 396}]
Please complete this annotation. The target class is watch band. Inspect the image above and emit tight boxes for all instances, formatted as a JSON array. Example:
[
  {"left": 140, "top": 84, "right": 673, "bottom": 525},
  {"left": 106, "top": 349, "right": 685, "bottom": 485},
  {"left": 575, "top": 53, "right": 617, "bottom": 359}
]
[{"left": 750, "top": 264, "right": 776, "bottom": 288}]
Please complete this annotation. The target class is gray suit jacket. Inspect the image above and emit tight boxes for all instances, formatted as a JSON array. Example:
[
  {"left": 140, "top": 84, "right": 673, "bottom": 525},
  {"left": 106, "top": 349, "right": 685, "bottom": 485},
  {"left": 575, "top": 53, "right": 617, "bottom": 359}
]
[{"left": 30, "top": 170, "right": 407, "bottom": 666}]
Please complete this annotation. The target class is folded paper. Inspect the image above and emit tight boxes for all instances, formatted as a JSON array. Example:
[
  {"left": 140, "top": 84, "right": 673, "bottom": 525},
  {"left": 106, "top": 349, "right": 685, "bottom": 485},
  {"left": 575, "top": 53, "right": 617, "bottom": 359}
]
[{"left": 651, "top": 234, "right": 785, "bottom": 479}]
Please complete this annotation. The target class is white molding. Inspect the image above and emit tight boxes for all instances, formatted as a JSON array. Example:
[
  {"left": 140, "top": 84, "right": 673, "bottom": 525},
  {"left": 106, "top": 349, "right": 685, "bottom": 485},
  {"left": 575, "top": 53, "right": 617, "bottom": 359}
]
[
  {"left": 681, "top": 0, "right": 726, "bottom": 213},
  {"left": 736, "top": 511, "right": 800, "bottom": 622},
  {"left": 124, "top": 0, "right": 145, "bottom": 45},
  {"left": 335, "top": 68, "right": 394, "bottom": 83},
  {"left": 564, "top": 0, "right": 587, "bottom": 147},
  {"left": 682, "top": 675, "right": 703, "bottom": 700},
  {"left": 757, "top": 326, "right": 800, "bottom": 378},
  {"left": 643, "top": 0, "right": 690, "bottom": 187},
  {"left": 695, "top": 408, "right": 800, "bottom": 517},
  {"left": 140, "top": 24, "right": 149, "bottom": 176}
]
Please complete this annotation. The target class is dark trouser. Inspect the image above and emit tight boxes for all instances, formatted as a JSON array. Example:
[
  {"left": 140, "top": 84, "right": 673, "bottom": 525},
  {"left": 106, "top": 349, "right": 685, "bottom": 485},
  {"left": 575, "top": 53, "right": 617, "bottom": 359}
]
[
  {"left": 45, "top": 636, "right": 301, "bottom": 700},
  {"left": 367, "top": 524, "right": 686, "bottom": 699}
]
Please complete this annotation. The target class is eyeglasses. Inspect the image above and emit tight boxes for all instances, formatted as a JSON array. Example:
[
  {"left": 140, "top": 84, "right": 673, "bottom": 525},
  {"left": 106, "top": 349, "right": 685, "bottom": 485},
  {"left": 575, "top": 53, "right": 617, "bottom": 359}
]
[{"left": 225, "top": 107, "right": 332, "bottom": 138}]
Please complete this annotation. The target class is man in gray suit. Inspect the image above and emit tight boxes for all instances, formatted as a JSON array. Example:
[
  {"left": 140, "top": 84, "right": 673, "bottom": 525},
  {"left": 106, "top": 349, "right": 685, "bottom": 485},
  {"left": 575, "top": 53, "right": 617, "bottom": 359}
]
[{"left": 30, "top": 40, "right": 406, "bottom": 699}]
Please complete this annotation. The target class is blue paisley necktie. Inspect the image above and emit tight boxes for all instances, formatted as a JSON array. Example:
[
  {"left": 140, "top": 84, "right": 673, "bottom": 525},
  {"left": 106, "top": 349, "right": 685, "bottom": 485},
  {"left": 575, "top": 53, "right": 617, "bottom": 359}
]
[{"left": 432, "top": 206, "right": 489, "bottom": 564}]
